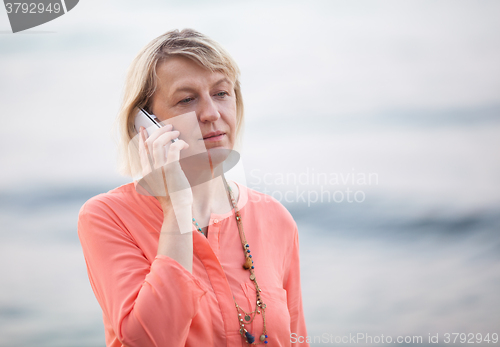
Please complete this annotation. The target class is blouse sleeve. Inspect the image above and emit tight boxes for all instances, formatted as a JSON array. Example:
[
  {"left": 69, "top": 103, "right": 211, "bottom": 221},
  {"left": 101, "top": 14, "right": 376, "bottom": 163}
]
[
  {"left": 77, "top": 197, "right": 207, "bottom": 347},
  {"left": 283, "top": 224, "right": 310, "bottom": 347}
]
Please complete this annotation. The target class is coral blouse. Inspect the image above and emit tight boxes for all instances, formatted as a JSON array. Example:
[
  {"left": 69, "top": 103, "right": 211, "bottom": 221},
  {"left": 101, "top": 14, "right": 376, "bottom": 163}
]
[{"left": 77, "top": 181, "right": 309, "bottom": 347}]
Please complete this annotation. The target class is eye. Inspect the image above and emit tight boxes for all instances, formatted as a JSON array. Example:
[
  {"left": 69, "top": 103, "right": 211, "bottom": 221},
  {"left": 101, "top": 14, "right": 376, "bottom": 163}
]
[
  {"left": 179, "top": 97, "right": 194, "bottom": 104},
  {"left": 215, "top": 91, "right": 229, "bottom": 97}
]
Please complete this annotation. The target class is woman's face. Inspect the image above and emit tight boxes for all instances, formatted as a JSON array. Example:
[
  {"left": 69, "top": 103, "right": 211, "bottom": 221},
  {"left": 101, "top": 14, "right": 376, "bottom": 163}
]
[{"left": 149, "top": 55, "right": 237, "bottom": 160}]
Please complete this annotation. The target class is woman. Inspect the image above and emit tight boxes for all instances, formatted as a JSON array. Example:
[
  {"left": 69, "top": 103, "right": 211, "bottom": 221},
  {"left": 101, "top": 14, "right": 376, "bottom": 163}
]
[{"left": 78, "top": 29, "right": 309, "bottom": 347}]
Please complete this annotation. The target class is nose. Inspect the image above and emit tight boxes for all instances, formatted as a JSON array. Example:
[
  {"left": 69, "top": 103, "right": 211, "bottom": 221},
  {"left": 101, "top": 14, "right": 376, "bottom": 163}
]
[{"left": 197, "top": 95, "right": 220, "bottom": 123}]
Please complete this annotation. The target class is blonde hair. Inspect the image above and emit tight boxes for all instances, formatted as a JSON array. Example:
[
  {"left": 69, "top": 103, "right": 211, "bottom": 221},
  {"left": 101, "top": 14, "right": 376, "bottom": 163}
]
[{"left": 115, "top": 28, "right": 244, "bottom": 177}]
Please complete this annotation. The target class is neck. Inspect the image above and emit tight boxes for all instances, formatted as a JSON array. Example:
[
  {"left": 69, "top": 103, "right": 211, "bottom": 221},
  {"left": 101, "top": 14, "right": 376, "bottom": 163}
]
[{"left": 191, "top": 167, "right": 231, "bottom": 221}]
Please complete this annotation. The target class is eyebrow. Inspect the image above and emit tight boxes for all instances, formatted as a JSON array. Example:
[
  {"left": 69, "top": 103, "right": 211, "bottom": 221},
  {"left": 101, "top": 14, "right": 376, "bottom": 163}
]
[
  {"left": 212, "top": 77, "right": 232, "bottom": 87},
  {"left": 171, "top": 77, "right": 232, "bottom": 94}
]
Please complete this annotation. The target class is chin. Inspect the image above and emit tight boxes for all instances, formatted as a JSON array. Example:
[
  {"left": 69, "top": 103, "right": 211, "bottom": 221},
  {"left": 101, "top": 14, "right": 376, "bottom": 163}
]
[{"left": 207, "top": 147, "right": 231, "bottom": 167}]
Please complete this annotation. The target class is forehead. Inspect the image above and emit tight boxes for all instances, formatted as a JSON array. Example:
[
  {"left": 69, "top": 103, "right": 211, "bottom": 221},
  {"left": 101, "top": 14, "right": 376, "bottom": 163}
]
[{"left": 156, "top": 56, "right": 232, "bottom": 93}]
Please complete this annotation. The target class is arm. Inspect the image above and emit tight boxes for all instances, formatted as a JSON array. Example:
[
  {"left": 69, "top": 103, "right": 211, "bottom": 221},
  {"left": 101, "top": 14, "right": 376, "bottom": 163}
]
[
  {"left": 78, "top": 198, "right": 206, "bottom": 347},
  {"left": 157, "top": 204, "right": 194, "bottom": 273},
  {"left": 283, "top": 224, "right": 310, "bottom": 347},
  {"left": 137, "top": 125, "right": 194, "bottom": 272}
]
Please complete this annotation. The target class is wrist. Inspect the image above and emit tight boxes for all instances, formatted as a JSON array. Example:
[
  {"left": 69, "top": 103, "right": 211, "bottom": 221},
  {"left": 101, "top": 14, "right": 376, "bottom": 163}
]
[{"left": 162, "top": 201, "right": 192, "bottom": 217}]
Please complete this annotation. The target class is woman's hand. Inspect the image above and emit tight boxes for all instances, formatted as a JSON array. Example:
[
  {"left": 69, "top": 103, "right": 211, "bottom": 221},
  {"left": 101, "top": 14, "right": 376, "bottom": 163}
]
[{"left": 138, "top": 125, "right": 193, "bottom": 213}]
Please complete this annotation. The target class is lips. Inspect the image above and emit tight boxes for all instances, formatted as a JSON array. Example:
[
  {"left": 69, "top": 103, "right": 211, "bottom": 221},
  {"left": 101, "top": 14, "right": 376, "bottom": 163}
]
[{"left": 202, "top": 130, "right": 225, "bottom": 139}]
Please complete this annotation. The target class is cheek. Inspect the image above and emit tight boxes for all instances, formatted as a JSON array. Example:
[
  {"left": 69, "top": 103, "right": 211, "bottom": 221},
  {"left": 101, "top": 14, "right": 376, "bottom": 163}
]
[
  {"left": 221, "top": 102, "right": 237, "bottom": 132},
  {"left": 226, "top": 118, "right": 237, "bottom": 145}
]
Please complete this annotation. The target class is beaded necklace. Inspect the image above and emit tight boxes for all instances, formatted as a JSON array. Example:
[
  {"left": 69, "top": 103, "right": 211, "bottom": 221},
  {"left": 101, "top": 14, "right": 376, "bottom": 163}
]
[{"left": 191, "top": 176, "right": 269, "bottom": 345}]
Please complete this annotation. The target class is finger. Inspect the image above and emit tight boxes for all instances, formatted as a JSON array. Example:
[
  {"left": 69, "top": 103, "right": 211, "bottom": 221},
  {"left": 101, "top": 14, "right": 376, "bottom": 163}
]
[
  {"left": 144, "top": 123, "right": 173, "bottom": 149},
  {"left": 138, "top": 127, "right": 151, "bottom": 175},
  {"left": 152, "top": 130, "right": 180, "bottom": 168},
  {"left": 165, "top": 139, "right": 190, "bottom": 165},
  {"left": 140, "top": 128, "right": 155, "bottom": 175}
]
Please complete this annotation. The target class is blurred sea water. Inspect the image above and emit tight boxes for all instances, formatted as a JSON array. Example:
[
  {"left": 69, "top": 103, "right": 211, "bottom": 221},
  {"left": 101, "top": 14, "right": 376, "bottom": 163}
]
[{"left": 1, "top": 1, "right": 500, "bottom": 345}]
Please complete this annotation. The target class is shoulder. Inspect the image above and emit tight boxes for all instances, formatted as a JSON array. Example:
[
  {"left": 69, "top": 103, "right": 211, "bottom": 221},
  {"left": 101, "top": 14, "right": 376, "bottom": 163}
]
[
  {"left": 77, "top": 182, "right": 157, "bottom": 242},
  {"left": 79, "top": 183, "right": 131, "bottom": 213},
  {"left": 78, "top": 182, "right": 155, "bottom": 224}
]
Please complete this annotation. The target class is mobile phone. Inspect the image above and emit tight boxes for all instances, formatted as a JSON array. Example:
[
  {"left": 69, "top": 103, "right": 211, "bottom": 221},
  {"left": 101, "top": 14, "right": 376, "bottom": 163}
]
[{"left": 134, "top": 107, "right": 178, "bottom": 143}]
